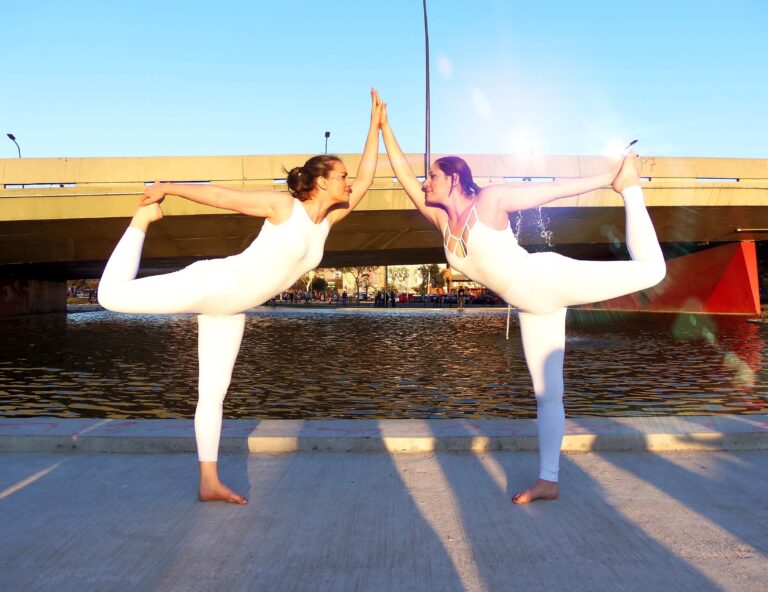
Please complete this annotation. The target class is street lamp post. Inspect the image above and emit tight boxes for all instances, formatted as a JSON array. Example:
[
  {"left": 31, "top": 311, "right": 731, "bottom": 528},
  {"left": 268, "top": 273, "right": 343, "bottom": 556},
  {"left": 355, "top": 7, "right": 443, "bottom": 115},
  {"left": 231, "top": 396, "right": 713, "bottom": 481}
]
[
  {"left": 324, "top": 131, "right": 331, "bottom": 154},
  {"left": 423, "top": 0, "right": 431, "bottom": 176},
  {"left": 6, "top": 133, "right": 21, "bottom": 158}
]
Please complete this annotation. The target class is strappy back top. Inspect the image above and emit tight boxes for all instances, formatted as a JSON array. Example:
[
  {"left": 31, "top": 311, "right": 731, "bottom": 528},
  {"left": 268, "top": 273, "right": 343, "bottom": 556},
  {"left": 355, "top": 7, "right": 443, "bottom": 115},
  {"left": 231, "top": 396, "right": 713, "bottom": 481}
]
[
  {"left": 442, "top": 201, "right": 528, "bottom": 296},
  {"left": 442, "top": 200, "right": 479, "bottom": 258}
]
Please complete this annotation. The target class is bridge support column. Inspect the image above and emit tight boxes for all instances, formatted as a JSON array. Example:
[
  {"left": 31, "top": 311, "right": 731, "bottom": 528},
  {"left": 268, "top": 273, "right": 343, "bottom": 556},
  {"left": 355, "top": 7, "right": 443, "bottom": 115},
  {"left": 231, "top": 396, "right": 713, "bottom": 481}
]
[
  {"left": 583, "top": 241, "right": 760, "bottom": 314},
  {"left": 0, "top": 278, "right": 67, "bottom": 316}
]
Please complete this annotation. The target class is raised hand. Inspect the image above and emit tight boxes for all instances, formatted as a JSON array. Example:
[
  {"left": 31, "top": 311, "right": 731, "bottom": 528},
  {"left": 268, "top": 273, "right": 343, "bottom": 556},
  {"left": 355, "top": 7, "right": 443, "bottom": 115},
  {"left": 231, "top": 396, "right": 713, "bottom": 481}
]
[
  {"left": 370, "top": 88, "right": 384, "bottom": 127},
  {"left": 141, "top": 181, "right": 168, "bottom": 206}
]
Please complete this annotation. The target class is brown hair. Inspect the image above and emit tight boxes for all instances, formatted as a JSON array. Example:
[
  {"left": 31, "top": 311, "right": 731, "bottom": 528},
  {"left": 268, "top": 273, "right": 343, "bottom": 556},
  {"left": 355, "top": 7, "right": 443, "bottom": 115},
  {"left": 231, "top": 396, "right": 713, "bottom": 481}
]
[
  {"left": 285, "top": 154, "right": 342, "bottom": 202},
  {"left": 435, "top": 156, "right": 482, "bottom": 198}
]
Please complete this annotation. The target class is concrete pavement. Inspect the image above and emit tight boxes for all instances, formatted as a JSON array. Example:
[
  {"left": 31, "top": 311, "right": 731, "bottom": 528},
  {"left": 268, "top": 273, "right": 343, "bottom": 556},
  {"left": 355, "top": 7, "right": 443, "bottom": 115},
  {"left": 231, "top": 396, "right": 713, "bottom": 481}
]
[
  {"left": 1, "top": 417, "right": 767, "bottom": 591},
  {"left": 1, "top": 415, "right": 767, "bottom": 454}
]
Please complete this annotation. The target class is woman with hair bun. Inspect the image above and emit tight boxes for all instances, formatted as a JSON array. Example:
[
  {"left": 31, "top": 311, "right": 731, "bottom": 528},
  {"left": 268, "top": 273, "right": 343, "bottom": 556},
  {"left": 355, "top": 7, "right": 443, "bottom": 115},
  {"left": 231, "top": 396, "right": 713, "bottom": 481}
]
[
  {"left": 379, "top": 98, "right": 666, "bottom": 505},
  {"left": 98, "top": 90, "right": 383, "bottom": 504}
]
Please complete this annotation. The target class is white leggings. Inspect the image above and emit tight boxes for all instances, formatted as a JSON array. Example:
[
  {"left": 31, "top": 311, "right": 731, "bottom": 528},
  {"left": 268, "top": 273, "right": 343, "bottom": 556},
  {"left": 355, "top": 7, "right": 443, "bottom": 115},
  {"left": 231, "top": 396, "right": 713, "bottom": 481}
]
[
  {"left": 506, "top": 186, "right": 666, "bottom": 481},
  {"left": 98, "top": 228, "right": 246, "bottom": 461}
]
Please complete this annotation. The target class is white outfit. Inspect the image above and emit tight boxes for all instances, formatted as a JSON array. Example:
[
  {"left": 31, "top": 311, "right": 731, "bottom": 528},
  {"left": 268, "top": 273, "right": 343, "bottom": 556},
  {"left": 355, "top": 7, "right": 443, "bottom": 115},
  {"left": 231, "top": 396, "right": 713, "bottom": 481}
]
[
  {"left": 99, "top": 200, "right": 330, "bottom": 461},
  {"left": 444, "top": 186, "right": 666, "bottom": 481}
]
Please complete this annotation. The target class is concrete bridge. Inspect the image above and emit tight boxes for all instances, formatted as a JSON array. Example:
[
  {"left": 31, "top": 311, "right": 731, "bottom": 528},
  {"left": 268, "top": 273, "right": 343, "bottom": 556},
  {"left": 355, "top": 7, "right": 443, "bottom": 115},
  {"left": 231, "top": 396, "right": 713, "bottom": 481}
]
[{"left": 2, "top": 153, "right": 767, "bottom": 315}]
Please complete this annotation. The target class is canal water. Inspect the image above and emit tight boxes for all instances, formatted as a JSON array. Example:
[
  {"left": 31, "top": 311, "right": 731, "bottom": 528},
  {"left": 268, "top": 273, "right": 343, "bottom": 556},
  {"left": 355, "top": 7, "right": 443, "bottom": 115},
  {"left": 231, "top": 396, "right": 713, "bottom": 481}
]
[{"left": 0, "top": 307, "right": 765, "bottom": 419}]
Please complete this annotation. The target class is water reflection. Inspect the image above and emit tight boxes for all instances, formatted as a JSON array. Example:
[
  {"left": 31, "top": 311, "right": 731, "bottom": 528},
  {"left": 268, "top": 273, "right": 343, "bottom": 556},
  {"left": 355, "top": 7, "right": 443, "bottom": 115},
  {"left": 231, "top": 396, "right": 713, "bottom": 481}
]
[{"left": 0, "top": 308, "right": 765, "bottom": 419}]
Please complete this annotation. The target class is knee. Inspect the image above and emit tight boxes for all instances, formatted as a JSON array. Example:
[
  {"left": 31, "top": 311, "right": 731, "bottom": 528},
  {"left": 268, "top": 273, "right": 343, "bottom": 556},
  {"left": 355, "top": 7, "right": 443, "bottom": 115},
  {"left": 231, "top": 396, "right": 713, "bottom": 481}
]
[
  {"left": 644, "top": 258, "right": 667, "bottom": 290},
  {"left": 533, "top": 379, "right": 564, "bottom": 407},
  {"left": 198, "top": 376, "right": 231, "bottom": 405},
  {"left": 97, "top": 284, "right": 120, "bottom": 311}
]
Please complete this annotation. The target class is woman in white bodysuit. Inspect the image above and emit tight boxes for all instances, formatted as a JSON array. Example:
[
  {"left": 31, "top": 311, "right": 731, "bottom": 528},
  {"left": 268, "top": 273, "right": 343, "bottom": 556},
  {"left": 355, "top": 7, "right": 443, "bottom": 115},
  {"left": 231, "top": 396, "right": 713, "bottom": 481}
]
[
  {"left": 379, "top": 100, "right": 665, "bottom": 504},
  {"left": 99, "top": 90, "right": 383, "bottom": 504}
]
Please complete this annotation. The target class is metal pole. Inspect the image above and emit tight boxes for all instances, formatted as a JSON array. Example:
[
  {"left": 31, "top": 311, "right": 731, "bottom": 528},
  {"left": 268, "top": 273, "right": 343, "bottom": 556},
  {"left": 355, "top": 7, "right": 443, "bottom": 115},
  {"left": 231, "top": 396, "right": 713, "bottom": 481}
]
[
  {"left": 384, "top": 265, "right": 388, "bottom": 307},
  {"left": 324, "top": 131, "right": 330, "bottom": 154},
  {"left": 423, "top": 0, "right": 431, "bottom": 177}
]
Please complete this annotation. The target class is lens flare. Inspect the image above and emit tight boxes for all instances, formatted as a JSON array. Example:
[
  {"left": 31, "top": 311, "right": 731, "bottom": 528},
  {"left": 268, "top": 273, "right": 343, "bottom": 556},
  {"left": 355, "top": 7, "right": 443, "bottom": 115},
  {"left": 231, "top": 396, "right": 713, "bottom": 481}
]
[
  {"left": 503, "top": 131, "right": 536, "bottom": 155},
  {"left": 671, "top": 308, "right": 716, "bottom": 341},
  {"left": 602, "top": 139, "right": 630, "bottom": 158},
  {"left": 723, "top": 351, "right": 756, "bottom": 388},
  {"left": 437, "top": 54, "right": 453, "bottom": 79},
  {"left": 470, "top": 88, "right": 491, "bottom": 120}
]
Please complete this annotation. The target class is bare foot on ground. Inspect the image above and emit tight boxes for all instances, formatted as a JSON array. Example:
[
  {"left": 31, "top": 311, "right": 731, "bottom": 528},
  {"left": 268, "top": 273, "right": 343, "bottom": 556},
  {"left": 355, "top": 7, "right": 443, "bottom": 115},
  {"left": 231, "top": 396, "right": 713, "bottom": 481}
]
[
  {"left": 612, "top": 151, "right": 640, "bottom": 193},
  {"left": 199, "top": 480, "right": 248, "bottom": 505},
  {"left": 512, "top": 479, "right": 559, "bottom": 505},
  {"left": 198, "top": 461, "right": 247, "bottom": 504}
]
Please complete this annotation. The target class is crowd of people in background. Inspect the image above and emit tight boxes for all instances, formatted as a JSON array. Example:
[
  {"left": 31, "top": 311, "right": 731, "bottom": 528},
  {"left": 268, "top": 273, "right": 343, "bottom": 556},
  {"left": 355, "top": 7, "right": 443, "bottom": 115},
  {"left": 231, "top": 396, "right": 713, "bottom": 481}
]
[
  {"left": 67, "top": 282, "right": 502, "bottom": 309},
  {"left": 266, "top": 288, "right": 501, "bottom": 307}
]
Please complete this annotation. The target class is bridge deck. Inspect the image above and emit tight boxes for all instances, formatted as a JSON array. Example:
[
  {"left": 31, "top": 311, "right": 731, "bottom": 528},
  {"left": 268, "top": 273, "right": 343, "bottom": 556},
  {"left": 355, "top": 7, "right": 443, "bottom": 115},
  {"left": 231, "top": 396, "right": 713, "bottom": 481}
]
[{"left": 2, "top": 154, "right": 767, "bottom": 276}]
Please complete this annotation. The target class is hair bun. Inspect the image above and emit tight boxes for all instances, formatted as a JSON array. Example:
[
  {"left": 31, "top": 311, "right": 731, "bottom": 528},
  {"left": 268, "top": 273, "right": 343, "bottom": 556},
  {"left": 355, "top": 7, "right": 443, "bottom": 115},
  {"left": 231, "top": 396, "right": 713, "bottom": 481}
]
[{"left": 283, "top": 155, "right": 341, "bottom": 202}]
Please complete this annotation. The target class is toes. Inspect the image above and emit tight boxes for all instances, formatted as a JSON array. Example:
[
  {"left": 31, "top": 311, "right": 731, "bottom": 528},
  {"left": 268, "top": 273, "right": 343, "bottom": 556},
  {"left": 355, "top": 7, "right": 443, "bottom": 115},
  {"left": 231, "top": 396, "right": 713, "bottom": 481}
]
[
  {"left": 231, "top": 493, "right": 248, "bottom": 505},
  {"left": 512, "top": 492, "right": 529, "bottom": 505},
  {"left": 199, "top": 485, "right": 248, "bottom": 504}
]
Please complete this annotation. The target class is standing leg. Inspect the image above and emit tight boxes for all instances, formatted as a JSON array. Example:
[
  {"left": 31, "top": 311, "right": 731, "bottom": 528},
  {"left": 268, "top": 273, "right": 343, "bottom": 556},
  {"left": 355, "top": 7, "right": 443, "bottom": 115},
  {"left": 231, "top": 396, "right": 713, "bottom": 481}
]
[
  {"left": 513, "top": 308, "right": 567, "bottom": 504},
  {"left": 196, "top": 313, "right": 247, "bottom": 504}
]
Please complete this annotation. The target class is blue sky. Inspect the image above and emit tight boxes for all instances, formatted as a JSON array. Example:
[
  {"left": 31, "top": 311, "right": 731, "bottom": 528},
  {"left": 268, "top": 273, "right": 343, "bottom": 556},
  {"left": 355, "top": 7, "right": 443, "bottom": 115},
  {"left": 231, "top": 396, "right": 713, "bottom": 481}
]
[{"left": 3, "top": 0, "right": 767, "bottom": 159}]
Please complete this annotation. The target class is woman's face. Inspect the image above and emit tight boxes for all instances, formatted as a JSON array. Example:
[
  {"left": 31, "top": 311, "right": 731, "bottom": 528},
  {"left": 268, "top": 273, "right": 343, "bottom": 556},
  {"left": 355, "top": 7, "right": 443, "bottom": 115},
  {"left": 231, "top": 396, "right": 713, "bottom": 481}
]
[
  {"left": 422, "top": 164, "right": 454, "bottom": 205},
  {"left": 325, "top": 161, "right": 352, "bottom": 203}
]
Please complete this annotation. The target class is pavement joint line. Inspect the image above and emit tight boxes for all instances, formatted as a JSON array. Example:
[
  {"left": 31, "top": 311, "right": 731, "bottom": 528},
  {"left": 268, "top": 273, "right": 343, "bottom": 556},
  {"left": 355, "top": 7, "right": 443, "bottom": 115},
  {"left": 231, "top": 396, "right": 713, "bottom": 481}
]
[{"left": 1, "top": 415, "right": 767, "bottom": 454}]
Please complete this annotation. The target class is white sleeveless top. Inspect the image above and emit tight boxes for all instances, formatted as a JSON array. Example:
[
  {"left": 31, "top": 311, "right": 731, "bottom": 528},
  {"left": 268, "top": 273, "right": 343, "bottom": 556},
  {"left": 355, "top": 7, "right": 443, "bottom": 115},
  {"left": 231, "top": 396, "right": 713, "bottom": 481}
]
[
  {"left": 225, "top": 199, "right": 330, "bottom": 302},
  {"left": 443, "top": 202, "right": 528, "bottom": 296}
]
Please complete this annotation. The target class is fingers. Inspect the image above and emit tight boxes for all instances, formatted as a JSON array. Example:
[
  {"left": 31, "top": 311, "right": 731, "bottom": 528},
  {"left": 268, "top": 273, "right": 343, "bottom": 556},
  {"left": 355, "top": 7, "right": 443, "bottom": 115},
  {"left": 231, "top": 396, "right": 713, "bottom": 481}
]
[
  {"left": 140, "top": 180, "right": 166, "bottom": 205},
  {"left": 371, "top": 88, "right": 383, "bottom": 110},
  {"left": 370, "top": 88, "right": 385, "bottom": 112}
]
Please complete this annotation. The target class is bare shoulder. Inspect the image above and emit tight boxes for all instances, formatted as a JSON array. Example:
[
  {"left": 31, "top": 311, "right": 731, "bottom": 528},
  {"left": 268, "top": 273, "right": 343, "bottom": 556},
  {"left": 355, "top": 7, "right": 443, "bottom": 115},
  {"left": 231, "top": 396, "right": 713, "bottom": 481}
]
[
  {"left": 479, "top": 182, "right": 523, "bottom": 201},
  {"left": 475, "top": 188, "right": 509, "bottom": 228},
  {"left": 267, "top": 193, "right": 297, "bottom": 224},
  {"left": 475, "top": 187, "right": 501, "bottom": 214}
]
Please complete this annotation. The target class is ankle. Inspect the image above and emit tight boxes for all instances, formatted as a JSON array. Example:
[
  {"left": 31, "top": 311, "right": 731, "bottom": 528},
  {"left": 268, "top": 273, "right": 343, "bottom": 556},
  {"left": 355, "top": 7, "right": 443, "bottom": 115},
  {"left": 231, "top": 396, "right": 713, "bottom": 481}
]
[{"left": 621, "top": 185, "right": 643, "bottom": 200}]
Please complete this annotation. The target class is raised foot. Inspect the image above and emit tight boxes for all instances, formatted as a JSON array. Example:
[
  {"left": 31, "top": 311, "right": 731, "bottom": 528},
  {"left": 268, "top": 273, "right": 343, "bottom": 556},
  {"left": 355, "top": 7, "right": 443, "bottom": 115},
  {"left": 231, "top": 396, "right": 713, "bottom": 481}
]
[
  {"left": 199, "top": 481, "right": 248, "bottom": 505},
  {"left": 512, "top": 479, "right": 559, "bottom": 505},
  {"left": 612, "top": 151, "right": 640, "bottom": 194}
]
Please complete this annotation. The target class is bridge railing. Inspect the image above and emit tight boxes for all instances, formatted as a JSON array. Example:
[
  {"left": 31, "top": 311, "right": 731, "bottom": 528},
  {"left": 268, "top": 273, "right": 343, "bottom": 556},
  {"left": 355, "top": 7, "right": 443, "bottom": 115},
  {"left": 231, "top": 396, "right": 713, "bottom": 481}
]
[{"left": 3, "top": 153, "right": 767, "bottom": 186}]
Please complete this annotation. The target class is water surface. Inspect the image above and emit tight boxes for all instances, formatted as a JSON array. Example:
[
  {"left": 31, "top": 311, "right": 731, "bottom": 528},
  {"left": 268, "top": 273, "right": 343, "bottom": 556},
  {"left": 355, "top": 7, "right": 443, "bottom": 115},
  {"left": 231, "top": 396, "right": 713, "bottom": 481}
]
[{"left": 0, "top": 307, "right": 765, "bottom": 419}]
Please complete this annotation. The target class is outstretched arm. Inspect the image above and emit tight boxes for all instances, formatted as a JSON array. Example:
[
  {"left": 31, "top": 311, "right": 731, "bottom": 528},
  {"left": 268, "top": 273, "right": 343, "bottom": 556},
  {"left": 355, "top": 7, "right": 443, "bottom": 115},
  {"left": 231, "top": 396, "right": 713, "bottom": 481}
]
[
  {"left": 380, "top": 103, "right": 440, "bottom": 228},
  {"left": 482, "top": 162, "right": 620, "bottom": 213},
  {"left": 141, "top": 182, "right": 287, "bottom": 219},
  {"left": 328, "top": 89, "right": 383, "bottom": 225}
]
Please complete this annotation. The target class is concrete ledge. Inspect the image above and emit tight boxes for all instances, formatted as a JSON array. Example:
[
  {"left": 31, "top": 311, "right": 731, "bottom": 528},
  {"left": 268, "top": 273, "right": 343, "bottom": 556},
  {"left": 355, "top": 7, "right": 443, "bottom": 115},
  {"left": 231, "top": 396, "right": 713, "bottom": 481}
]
[
  {"left": 66, "top": 304, "right": 103, "bottom": 313},
  {"left": 0, "top": 415, "right": 766, "bottom": 454}
]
